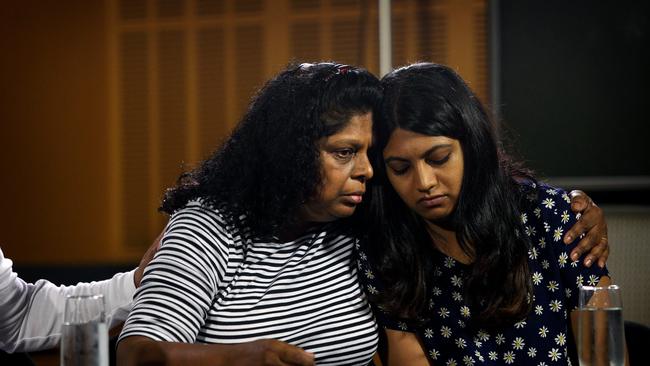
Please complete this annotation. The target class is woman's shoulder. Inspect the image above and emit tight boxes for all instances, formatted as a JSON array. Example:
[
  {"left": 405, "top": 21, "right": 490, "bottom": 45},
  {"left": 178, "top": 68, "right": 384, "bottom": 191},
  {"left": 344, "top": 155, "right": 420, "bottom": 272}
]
[
  {"left": 515, "top": 181, "right": 579, "bottom": 244},
  {"left": 516, "top": 181, "right": 572, "bottom": 213},
  {"left": 165, "top": 199, "right": 245, "bottom": 245},
  {"left": 170, "top": 198, "right": 231, "bottom": 225}
]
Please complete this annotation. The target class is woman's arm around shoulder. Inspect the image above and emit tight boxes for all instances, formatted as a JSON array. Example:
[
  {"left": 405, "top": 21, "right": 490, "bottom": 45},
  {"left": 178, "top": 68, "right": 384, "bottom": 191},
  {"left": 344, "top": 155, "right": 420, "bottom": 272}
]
[{"left": 117, "top": 336, "right": 315, "bottom": 366}]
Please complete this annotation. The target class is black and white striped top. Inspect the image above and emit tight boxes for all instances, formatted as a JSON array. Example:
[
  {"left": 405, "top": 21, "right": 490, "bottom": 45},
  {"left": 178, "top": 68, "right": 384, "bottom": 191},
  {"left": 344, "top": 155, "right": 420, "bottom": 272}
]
[{"left": 119, "top": 200, "right": 377, "bottom": 365}]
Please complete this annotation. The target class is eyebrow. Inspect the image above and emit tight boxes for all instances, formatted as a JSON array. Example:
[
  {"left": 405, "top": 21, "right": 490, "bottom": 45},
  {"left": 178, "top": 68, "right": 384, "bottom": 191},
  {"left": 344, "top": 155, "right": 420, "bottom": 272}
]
[
  {"left": 330, "top": 138, "right": 361, "bottom": 144},
  {"left": 324, "top": 138, "right": 366, "bottom": 148},
  {"left": 384, "top": 143, "right": 452, "bottom": 164}
]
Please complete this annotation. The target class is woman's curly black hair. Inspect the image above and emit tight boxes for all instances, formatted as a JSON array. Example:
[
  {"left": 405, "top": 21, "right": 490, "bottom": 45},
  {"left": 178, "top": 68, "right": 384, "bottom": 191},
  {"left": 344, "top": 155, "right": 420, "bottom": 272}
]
[{"left": 160, "top": 62, "right": 382, "bottom": 237}]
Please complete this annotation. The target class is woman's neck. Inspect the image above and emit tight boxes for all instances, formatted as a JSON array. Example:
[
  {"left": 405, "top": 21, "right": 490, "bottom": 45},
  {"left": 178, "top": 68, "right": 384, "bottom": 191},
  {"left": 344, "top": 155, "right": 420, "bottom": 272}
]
[
  {"left": 425, "top": 221, "right": 472, "bottom": 264},
  {"left": 277, "top": 219, "right": 322, "bottom": 242}
]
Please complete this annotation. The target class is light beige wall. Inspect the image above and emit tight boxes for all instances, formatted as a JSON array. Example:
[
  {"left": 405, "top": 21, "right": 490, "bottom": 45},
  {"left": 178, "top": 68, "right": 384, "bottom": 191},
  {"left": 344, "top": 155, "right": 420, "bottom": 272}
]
[{"left": 602, "top": 206, "right": 650, "bottom": 326}]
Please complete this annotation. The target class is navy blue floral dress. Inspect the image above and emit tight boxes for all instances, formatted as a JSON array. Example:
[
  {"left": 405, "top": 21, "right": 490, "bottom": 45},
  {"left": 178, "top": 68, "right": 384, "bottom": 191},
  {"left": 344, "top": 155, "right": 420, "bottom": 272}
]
[{"left": 357, "top": 183, "right": 608, "bottom": 366}]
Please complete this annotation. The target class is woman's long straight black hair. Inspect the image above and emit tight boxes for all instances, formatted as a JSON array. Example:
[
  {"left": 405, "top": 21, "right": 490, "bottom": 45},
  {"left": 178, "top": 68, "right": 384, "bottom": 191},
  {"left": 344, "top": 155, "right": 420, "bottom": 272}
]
[{"left": 364, "top": 63, "right": 535, "bottom": 328}]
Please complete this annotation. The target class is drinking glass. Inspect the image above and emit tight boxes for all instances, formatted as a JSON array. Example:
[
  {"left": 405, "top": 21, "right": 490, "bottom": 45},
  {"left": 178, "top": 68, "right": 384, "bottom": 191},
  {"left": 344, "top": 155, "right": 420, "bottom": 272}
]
[
  {"left": 577, "top": 285, "right": 626, "bottom": 366},
  {"left": 60, "top": 294, "right": 109, "bottom": 366}
]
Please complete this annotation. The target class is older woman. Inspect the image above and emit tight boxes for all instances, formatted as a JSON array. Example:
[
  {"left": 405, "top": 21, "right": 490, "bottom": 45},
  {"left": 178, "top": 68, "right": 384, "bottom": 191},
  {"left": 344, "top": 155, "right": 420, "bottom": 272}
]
[{"left": 118, "top": 63, "right": 382, "bottom": 366}]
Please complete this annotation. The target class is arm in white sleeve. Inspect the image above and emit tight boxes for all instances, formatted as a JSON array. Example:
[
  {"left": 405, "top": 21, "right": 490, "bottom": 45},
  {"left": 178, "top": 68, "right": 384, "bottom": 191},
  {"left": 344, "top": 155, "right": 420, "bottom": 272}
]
[{"left": 0, "top": 248, "right": 137, "bottom": 353}]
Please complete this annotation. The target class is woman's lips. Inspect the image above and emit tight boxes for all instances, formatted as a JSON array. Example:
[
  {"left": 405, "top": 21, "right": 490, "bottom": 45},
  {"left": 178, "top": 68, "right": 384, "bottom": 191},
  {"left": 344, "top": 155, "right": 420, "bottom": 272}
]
[
  {"left": 342, "top": 193, "right": 364, "bottom": 204},
  {"left": 418, "top": 195, "right": 446, "bottom": 208}
]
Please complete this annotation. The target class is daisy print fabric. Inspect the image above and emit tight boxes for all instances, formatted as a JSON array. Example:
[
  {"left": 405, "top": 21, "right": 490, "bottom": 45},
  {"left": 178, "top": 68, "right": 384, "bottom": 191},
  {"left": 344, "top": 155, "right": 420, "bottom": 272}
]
[{"left": 357, "top": 183, "right": 609, "bottom": 365}]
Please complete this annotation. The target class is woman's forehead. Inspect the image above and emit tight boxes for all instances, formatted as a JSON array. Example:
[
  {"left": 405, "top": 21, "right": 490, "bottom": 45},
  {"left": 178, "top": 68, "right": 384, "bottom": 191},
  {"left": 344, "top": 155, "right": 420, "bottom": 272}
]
[
  {"left": 384, "top": 129, "right": 458, "bottom": 154},
  {"left": 322, "top": 113, "right": 373, "bottom": 143}
]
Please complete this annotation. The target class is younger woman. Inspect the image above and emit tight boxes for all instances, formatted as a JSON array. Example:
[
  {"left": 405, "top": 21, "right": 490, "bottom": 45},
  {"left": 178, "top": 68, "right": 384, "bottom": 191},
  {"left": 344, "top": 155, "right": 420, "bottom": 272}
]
[{"left": 358, "top": 63, "right": 613, "bottom": 366}]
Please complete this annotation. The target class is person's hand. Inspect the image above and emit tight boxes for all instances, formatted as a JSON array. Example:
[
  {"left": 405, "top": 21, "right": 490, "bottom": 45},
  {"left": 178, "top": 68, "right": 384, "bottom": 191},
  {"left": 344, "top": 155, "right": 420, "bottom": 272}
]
[
  {"left": 225, "top": 339, "right": 315, "bottom": 366},
  {"left": 134, "top": 230, "right": 163, "bottom": 288},
  {"left": 117, "top": 336, "right": 315, "bottom": 366},
  {"left": 563, "top": 190, "right": 608, "bottom": 268}
]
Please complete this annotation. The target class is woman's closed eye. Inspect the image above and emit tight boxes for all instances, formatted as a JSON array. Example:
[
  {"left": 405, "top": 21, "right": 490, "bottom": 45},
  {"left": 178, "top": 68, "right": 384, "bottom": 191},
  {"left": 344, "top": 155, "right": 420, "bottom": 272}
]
[
  {"left": 426, "top": 152, "right": 451, "bottom": 165},
  {"left": 333, "top": 148, "right": 356, "bottom": 161},
  {"left": 387, "top": 162, "right": 410, "bottom": 175}
]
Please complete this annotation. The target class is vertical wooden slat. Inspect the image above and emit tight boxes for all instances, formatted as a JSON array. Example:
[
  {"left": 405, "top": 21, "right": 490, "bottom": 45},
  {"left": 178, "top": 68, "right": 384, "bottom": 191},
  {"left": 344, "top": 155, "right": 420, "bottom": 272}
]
[
  {"left": 331, "top": 0, "right": 357, "bottom": 8},
  {"left": 331, "top": 18, "right": 360, "bottom": 65},
  {"left": 196, "top": 0, "right": 226, "bottom": 15},
  {"left": 473, "top": 2, "right": 488, "bottom": 104},
  {"left": 107, "top": 0, "right": 122, "bottom": 257},
  {"left": 265, "top": 0, "right": 290, "bottom": 77},
  {"left": 428, "top": 9, "right": 447, "bottom": 65},
  {"left": 363, "top": 1, "right": 378, "bottom": 74},
  {"left": 119, "top": 31, "right": 151, "bottom": 249},
  {"left": 235, "top": 0, "right": 263, "bottom": 13},
  {"left": 291, "top": 22, "right": 321, "bottom": 62},
  {"left": 146, "top": 0, "right": 162, "bottom": 241},
  {"left": 158, "top": 30, "right": 187, "bottom": 197},
  {"left": 416, "top": 0, "right": 447, "bottom": 65},
  {"left": 290, "top": 0, "right": 319, "bottom": 11},
  {"left": 156, "top": 0, "right": 185, "bottom": 18},
  {"left": 198, "top": 27, "right": 227, "bottom": 158},
  {"left": 320, "top": 0, "right": 332, "bottom": 59},
  {"left": 234, "top": 25, "right": 264, "bottom": 115},
  {"left": 120, "top": 0, "right": 148, "bottom": 20},
  {"left": 391, "top": 14, "right": 407, "bottom": 67},
  {"left": 446, "top": 0, "right": 476, "bottom": 85},
  {"left": 186, "top": 0, "right": 200, "bottom": 164}
]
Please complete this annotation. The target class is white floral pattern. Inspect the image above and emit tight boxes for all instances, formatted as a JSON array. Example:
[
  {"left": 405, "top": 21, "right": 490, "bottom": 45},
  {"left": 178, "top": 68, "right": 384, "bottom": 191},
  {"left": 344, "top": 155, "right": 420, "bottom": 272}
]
[{"left": 357, "top": 183, "right": 608, "bottom": 365}]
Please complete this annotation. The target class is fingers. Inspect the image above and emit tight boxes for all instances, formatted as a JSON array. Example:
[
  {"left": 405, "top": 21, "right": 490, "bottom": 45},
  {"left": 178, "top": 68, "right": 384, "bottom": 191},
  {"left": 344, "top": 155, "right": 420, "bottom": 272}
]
[
  {"left": 572, "top": 233, "right": 606, "bottom": 267},
  {"left": 255, "top": 339, "right": 314, "bottom": 366},
  {"left": 565, "top": 203, "right": 609, "bottom": 267},
  {"left": 564, "top": 190, "right": 592, "bottom": 244},
  {"left": 151, "top": 229, "right": 165, "bottom": 251},
  {"left": 598, "top": 246, "right": 610, "bottom": 268},
  {"left": 134, "top": 229, "right": 165, "bottom": 287},
  {"left": 564, "top": 197, "right": 602, "bottom": 245},
  {"left": 276, "top": 342, "right": 314, "bottom": 366},
  {"left": 568, "top": 190, "right": 591, "bottom": 213},
  {"left": 141, "top": 230, "right": 164, "bottom": 265},
  {"left": 566, "top": 220, "right": 607, "bottom": 266},
  {"left": 563, "top": 217, "right": 587, "bottom": 245}
]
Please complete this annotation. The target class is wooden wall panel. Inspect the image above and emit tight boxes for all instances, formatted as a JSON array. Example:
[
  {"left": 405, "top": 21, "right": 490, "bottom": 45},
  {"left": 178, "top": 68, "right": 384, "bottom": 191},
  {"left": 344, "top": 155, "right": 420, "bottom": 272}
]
[
  {"left": 196, "top": 0, "right": 226, "bottom": 15},
  {"left": 0, "top": 1, "right": 111, "bottom": 263},
  {"left": 156, "top": 0, "right": 186, "bottom": 18},
  {"left": 291, "top": 22, "right": 321, "bottom": 62},
  {"left": 120, "top": 32, "right": 151, "bottom": 251},
  {"left": 473, "top": 2, "right": 488, "bottom": 104},
  {"left": 158, "top": 30, "right": 187, "bottom": 211},
  {"left": 198, "top": 27, "right": 227, "bottom": 158},
  {"left": 0, "top": 0, "right": 488, "bottom": 263},
  {"left": 234, "top": 25, "right": 265, "bottom": 115},
  {"left": 120, "top": 0, "right": 147, "bottom": 20},
  {"left": 331, "top": 18, "right": 362, "bottom": 66}
]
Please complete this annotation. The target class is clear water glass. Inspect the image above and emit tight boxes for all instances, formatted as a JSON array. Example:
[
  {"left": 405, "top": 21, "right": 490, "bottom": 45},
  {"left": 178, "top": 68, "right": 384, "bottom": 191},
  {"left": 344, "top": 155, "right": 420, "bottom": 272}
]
[
  {"left": 60, "top": 294, "right": 109, "bottom": 366},
  {"left": 577, "top": 285, "right": 626, "bottom": 366}
]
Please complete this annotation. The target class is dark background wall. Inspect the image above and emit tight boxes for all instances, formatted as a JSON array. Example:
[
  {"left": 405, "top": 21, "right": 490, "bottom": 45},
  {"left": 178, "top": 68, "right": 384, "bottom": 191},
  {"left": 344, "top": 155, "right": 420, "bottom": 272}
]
[
  {"left": 494, "top": 0, "right": 650, "bottom": 327},
  {"left": 497, "top": 0, "right": 649, "bottom": 182}
]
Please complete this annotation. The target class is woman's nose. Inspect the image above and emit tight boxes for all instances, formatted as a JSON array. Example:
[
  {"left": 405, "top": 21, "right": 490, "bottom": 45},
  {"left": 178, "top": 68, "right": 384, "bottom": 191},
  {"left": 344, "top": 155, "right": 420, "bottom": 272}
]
[
  {"left": 416, "top": 165, "right": 437, "bottom": 192},
  {"left": 354, "top": 153, "right": 374, "bottom": 182}
]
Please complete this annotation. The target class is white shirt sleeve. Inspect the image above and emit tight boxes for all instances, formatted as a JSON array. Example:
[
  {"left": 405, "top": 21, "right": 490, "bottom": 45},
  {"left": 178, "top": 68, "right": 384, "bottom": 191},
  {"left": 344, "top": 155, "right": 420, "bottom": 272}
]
[{"left": 0, "top": 247, "right": 137, "bottom": 353}]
